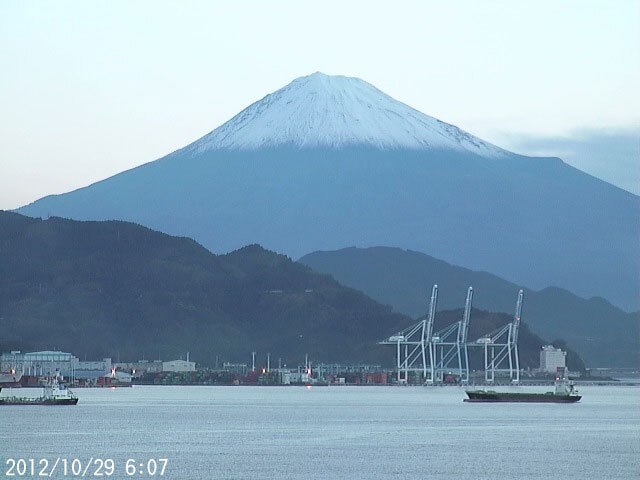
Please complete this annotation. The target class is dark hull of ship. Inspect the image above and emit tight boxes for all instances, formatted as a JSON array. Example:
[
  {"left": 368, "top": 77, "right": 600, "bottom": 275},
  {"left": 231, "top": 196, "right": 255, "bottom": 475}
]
[
  {"left": 464, "top": 391, "right": 581, "bottom": 403},
  {"left": 0, "top": 397, "right": 78, "bottom": 406}
]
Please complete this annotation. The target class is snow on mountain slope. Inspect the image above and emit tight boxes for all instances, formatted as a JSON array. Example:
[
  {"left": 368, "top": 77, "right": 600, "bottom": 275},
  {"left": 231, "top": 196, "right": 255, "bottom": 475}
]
[{"left": 185, "top": 72, "right": 509, "bottom": 157}]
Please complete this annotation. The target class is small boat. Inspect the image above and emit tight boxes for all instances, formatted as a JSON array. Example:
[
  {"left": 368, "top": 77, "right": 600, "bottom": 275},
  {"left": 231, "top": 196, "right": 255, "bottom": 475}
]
[
  {"left": 464, "top": 378, "right": 581, "bottom": 403},
  {"left": 0, "top": 377, "right": 78, "bottom": 406}
]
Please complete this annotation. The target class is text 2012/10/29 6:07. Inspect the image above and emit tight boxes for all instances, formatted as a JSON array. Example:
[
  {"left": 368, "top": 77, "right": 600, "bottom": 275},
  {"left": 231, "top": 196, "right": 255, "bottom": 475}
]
[{"left": 4, "top": 458, "right": 169, "bottom": 477}]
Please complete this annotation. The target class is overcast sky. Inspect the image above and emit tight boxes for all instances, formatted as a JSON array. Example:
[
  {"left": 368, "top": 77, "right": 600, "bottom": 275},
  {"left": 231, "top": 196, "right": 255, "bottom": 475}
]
[{"left": 1, "top": 0, "right": 638, "bottom": 209}]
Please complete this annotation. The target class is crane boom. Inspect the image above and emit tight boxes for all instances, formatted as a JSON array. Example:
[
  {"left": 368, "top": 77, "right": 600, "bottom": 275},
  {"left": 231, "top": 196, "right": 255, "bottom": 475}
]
[
  {"left": 425, "top": 284, "right": 438, "bottom": 342},
  {"left": 511, "top": 289, "right": 523, "bottom": 343},
  {"left": 460, "top": 287, "right": 473, "bottom": 344}
]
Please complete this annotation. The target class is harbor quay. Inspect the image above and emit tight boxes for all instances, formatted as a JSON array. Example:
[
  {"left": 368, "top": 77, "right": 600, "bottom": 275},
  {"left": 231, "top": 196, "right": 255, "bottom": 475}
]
[{"left": 0, "top": 348, "right": 601, "bottom": 388}]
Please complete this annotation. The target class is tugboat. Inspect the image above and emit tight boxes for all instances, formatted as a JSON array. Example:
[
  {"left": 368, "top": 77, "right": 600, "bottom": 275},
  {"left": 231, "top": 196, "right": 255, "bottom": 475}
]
[
  {"left": 0, "top": 376, "right": 78, "bottom": 406},
  {"left": 464, "top": 378, "right": 581, "bottom": 403}
]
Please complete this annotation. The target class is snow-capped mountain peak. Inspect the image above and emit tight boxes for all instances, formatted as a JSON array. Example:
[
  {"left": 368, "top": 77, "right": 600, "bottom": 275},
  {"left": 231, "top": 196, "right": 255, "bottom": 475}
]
[{"left": 186, "top": 72, "right": 508, "bottom": 157}]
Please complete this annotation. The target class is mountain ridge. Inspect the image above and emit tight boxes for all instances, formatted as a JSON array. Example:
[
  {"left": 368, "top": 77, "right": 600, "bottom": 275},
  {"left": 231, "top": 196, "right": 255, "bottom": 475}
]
[
  {"left": 299, "top": 246, "right": 639, "bottom": 367},
  {"left": 15, "top": 74, "right": 640, "bottom": 311},
  {"left": 0, "top": 211, "right": 586, "bottom": 371}
]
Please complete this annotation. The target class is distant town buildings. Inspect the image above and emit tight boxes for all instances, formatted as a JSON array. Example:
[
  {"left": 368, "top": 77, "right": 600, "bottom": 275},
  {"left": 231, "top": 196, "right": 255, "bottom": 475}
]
[
  {"left": 1, "top": 345, "right": 578, "bottom": 386},
  {"left": 75, "top": 357, "right": 114, "bottom": 382},
  {"left": 0, "top": 350, "right": 131, "bottom": 384},
  {"left": 314, "top": 363, "right": 382, "bottom": 377},
  {"left": 222, "top": 362, "right": 248, "bottom": 375},
  {"left": 1, "top": 350, "right": 78, "bottom": 377},
  {"left": 162, "top": 359, "right": 196, "bottom": 372},
  {"left": 77, "top": 358, "right": 112, "bottom": 372},
  {"left": 113, "top": 360, "right": 163, "bottom": 377},
  {"left": 1, "top": 349, "right": 200, "bottom": 381},
  {"left": 539, "top": 345, "right": 567, "bottom": 373}
]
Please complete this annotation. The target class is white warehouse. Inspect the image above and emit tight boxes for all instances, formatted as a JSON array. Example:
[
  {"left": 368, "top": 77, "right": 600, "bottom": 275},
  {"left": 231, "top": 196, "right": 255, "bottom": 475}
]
[{"left": 162, "top": 359, "right": 195, "bottom": 372}]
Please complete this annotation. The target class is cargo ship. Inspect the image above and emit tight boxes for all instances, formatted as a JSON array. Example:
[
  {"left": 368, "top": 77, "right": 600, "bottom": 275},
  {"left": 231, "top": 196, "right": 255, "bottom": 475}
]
[
  {"left": 464, "top": 379, "right": 581, "bottom": 403},
  {"left": 0, "top": 377, "right": 78, "bottom": 406}
]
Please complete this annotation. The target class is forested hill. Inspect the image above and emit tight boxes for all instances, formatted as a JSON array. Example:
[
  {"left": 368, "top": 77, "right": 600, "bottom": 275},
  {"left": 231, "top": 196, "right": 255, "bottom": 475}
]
[{"left": 0, "top": 212, "right": 583, "bottom": 370}]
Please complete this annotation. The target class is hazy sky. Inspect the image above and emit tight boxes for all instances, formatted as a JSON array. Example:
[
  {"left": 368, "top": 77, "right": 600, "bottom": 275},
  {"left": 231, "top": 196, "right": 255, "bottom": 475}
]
[{"left": 1, "top": 1, "right": 639, "bottom": 209}]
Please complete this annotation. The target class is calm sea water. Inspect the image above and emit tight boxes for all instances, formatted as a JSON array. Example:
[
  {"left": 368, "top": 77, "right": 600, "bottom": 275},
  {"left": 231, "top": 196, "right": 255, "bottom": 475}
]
[{"left": 1, "top": 385, "right": 639, "bottom": 479}]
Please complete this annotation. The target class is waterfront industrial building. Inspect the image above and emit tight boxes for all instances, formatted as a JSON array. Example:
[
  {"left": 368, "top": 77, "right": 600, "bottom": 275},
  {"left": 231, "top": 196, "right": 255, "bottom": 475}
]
[
  {"left": 162, "top": 359, "right": 196, "bottom": 372},
  {"left": 1, "top": 350, "right": 79, "bottom": 377},
  {"left": 0, "top": 351, "right": 128, "bottom": 384},
  {"left": 113, "top": 360, "right": 163, "bottom": 377}
]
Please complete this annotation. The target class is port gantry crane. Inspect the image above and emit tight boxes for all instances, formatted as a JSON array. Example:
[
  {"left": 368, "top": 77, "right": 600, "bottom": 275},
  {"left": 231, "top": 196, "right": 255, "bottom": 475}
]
[
  {"left": 473, "top": 289, "right": 524, "bottom": 383},
  {"left": 431, "top": 286, "right": 472, "bottom": 383},
  {"left": 380, "top": 285, "right": 473, "bottom": 384},
  {"left": 379, "top": 284, "right": 438, "bottom": 384}
]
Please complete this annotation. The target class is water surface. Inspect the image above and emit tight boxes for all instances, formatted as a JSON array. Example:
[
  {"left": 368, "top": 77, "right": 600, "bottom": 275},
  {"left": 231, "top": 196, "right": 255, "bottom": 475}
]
[{"left": 2, "top": 385, "right": 638, "bottom": 479}]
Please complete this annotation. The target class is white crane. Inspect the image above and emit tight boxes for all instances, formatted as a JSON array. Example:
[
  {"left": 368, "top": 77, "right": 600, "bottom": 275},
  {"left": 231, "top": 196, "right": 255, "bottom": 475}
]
[
  {"left": 381, "top": 285, "right": 472, "bottom": 384},
  {"left": 473, "top": 289, "right": 524, "bottom": 382}
]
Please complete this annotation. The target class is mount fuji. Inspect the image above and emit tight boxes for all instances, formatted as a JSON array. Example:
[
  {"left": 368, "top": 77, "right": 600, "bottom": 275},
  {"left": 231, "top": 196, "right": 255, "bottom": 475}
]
[
  {"left": 183, "top": 72, "right": 508, "bottom": 155},
  {"left": 16, "top": 72, "right": 640, "bottom": 310}
]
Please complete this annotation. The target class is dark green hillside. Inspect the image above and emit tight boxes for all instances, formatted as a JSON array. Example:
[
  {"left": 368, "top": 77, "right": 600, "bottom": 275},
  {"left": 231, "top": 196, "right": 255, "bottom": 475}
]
[
  {"left": 300, "top": 247, "right": 639, "bottom": 367},
  {"left": 0, "top": 212, "right": 582, "bottom": 370}
]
